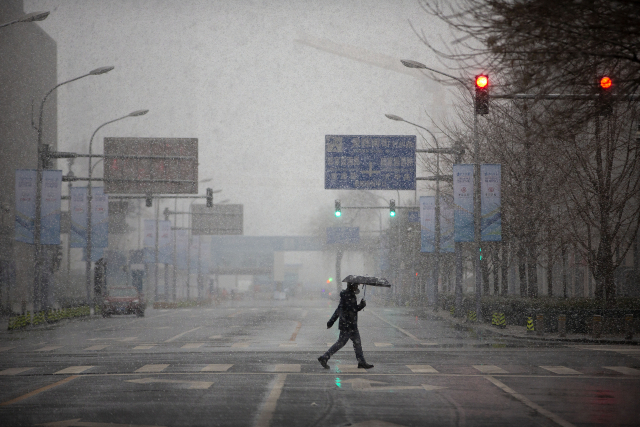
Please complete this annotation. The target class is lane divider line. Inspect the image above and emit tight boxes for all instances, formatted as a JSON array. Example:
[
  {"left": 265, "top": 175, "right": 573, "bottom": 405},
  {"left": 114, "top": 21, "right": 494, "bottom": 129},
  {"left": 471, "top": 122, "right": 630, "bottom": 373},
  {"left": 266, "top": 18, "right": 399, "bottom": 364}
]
[
  {"left": 0, "top": 375, "right": 79, "bottom": 406},
  {"left": 254, "top": 373, "right": 287, "bottom": 427},
  {"left": 164, "top": 326, "right": 202, "bottom": 343},
  {"left": 289, "top": 322, "right": 302, "bottom": 341},
  {"left": 369, "top": 311, "right": 421, "bottom": 342},
  {"left": 484, "top": 376, "right": 576, "bottom": 427}
]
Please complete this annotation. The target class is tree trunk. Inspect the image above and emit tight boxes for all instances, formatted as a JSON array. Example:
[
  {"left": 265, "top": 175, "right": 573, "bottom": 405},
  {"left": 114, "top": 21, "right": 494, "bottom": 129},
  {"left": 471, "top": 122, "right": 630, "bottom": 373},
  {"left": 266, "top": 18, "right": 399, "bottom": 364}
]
[
  {"left": 561, "top": 244, "right": 568, "bottom": 298},
  {"left": 547, "top": 241, "right": 554, "bottom": 297},
  {"left": 501, "top": 245, "right": 509, "bottom": 296},
  {"left": 481, "top": 251, "right": 490, "bottom": 295},
  {"left": 493, "top": 246, "right": 500, "bottom": 296},
  {"left": 519, "top": 249, "right": 527, "bottom": 297},
  {"left": 527, "top": 244, "right": 538, "bottom": 298}
]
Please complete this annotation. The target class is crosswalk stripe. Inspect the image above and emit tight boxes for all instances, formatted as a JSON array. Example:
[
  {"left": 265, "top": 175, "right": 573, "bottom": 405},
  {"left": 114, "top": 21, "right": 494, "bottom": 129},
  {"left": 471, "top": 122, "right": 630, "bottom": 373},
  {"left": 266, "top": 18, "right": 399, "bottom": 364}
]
[
  {"left": 181, "top": 343, "right": 204, "bottom": 349},
  {"left": 0, "top": 347, "right": 15, "bottom": 352},
  {"left": 133, "top": 345, "right": 156, "bottom": 350},
  {"left": 0, "top": 367, "right": 34, "bottom": 375},
  {"left": 279, "top": 343, "right": 297, "bottom": 347},
  {"left": 407, "top": 365, "right": 439, "bottom": 373},
  {"left": 473, "top": 365, "right": 508, "bottom": 374},
  {"left": 85, "top": 345, "right": 109, "bottom": 351},
  {"left": 201, "top": 364, "right": 233, "bottom": 372},
  {"left": 274, "top": 364, "right": 301, "bottom": 372},
  {"left": 54, "top": 366, "right": 93, "bottom": 375},
  {"left": 540, "top": 366, "right": 583, "bottom": 375},
  {"left": 337, "top": 365, "right": 365, "bottom": 373},
  {"left": 35, "top": 346, "right": 61, "bottom": 352},
  {"left": 231, "top": 342, "right": 250, "bottom": 348},
  {"left": 603, "top": 366, "right": 640, "bottom": 375},
  {"left": 374, "top": 342, "right": 393, "bottom": 347},
  {"left": 209, "top": 335, "right": 222, "bottom": 339},
  {"left": 135, "top": 364, "right": 169, "bottom": 373}
]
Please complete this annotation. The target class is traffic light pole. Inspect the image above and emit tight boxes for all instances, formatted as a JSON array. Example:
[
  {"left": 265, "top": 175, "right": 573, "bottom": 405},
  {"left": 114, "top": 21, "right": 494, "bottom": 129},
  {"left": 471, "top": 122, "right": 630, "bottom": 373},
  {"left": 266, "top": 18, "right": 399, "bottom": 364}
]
[{"left": 473, "top": 108, "right": 482, "bottom": 322}]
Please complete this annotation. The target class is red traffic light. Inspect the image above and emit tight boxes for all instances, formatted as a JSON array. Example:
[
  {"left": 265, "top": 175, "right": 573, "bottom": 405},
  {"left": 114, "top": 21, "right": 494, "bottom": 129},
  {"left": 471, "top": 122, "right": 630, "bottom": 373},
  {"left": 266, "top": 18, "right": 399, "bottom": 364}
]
[
  {"left": 475, "top": 75, "right": 488, "bottom": 88},
  {"left": 600, "top": 76, "right": 612, "bottom": 89}
]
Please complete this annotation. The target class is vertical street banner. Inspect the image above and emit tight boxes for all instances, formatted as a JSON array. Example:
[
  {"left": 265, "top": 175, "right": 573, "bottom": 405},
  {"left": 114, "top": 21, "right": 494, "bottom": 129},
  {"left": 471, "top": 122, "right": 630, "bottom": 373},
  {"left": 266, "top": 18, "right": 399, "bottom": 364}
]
[
  {"left": 453, "top": 164, "right": 474, "bottom": 242},
  {"left": 420, "top": 196, "right": 435, "bottom": 253},
  {"left": 158, "top": 220, "right": 172, "bottom": 264},
  {"left": 91, "top": 187, "right": 109, "bottom": 248},
  {"left": 143, "top": 219, "right": 156, "bottom": 263},
  {"left": 41, "top": 170, "right": 62, "bottom": 245},
  {"left": 190, "top": 235, "right": 200, "bottom": 272},
  {"left": 481, "top": 164, "right": 502, "bottom": 241},
  {"left": 15, "top": 170, "right": 36, "bottom": 244},
  {"left": 175, "top": 229, "right": 188, "bottom": 269},
  {"left": 70, "top": 187, "right": 88, "bottom": 247},
  {"left": 440, "top": 196, "right": 455, "bottom": 253}
]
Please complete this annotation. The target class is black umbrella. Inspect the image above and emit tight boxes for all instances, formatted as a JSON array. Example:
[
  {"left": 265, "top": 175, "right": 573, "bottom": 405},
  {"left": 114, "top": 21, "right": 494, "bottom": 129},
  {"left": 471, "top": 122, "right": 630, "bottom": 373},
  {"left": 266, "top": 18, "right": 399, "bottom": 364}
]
[{"left": 342, "top": 275, "right": 391, "bottom": 301}]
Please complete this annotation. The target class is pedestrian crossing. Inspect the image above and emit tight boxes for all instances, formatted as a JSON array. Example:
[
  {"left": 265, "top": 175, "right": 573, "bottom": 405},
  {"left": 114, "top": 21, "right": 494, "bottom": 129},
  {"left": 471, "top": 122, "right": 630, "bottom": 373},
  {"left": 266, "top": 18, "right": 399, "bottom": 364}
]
[{"left": 0, "top": 363, "right": 638, "bottom": 376}]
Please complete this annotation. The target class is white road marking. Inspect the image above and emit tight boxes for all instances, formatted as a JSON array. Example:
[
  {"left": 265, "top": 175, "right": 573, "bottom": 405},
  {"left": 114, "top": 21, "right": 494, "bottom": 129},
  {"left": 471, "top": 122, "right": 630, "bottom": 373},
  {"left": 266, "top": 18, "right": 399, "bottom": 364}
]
[
  {"left": 0, "top": 347, "right": 15, "bottom": 352},
  {"left": 201, "top": 364, "right": 233, "bottom": 372},
  {"left": 135, "top": 364, "right": 169, "bottom": 373},
  {"left": 420, "top": 342, "right": 438, "bottom": 346},
  {"left": 127, "top": 378, "right": 213, "bottom": 389},
  {"left": 181, "top": 343, "right": 204, "bottom": 349},
  {"left": 485, "top": 376, "right": 576, "bottom": 427},
  {"left": 87, "top": 337, "right": 136, "bottom": 342},
  {"left": 337, "top": 365, "right": 366, "bottom": 373},
  {"left": 342, "top": 378, "right": 433, "bottom": 392},
  {"left": 120, "top": 337, "right": 137, "bottom": 342},
  {"left": 209, "top": 335, "right": 222, "bottom": 339},
  {"left": 54, "top": 366, "right": 94, "bottom": 375},
  {"left": 369, "top": 311, "right": 421, "bottom": 342},
  {"left": 540, "top": 366, "right": 583, "bottom": 375},
  {"left": 35, "top": 346, "right": 62, "bottom": 352},
  {"left": 604, "top": 366, "right": 640, "bottom": 375},
  {"left": 407, "top": 365, "right": 438, "bottom": 374},
  {"left": 0, "top": 367, "right": 33, "bottom": 375},
  {"left": 85, "top": 345, "right": 109, "bottom": 351},
  {"left": 133, "top": 345, "right": 156, "bottom": 350},
  {"left": 279, "top": 343, "right": 297, "bottom": 347},
  {"left": 254, "top": 373, "right": 287, "bottom": 427},
  {"left": 164, "top": 326, "right": 202, "bottom": 343},
  {"left": 30, "top": 419, "right": 163, "bottom": 427},
  {"left": 473, "top": 365, "right": 508, "bottom": 374},
  {"left": 231, "top": 342, "right": 250, "bottom": 348},
  {"left": 374, "top": 342, "right": 393, "bottom": 347},
  {"left": 274, "top": 364, "right": 301, "bottom": 372}
]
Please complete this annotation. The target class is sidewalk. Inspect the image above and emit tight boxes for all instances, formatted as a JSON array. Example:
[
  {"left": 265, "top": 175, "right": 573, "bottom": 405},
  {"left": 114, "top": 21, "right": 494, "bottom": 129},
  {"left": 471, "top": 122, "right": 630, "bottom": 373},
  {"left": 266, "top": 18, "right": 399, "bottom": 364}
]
[{"left": 422, "top": 307, "right": 640, "bottom": 345}]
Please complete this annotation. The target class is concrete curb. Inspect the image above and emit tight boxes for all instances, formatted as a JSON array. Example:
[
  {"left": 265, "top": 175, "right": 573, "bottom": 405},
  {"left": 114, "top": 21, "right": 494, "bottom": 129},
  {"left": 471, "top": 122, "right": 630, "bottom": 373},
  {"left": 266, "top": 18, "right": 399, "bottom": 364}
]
[{"left": 419, "top": 307, "right": 640, "bottom": 345}]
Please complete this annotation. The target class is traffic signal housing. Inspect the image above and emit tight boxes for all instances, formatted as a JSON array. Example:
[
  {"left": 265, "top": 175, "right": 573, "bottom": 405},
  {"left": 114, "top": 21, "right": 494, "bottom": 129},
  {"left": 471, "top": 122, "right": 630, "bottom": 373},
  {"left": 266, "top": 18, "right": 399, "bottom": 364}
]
[
  {"left": 335, "top": 200, "right": 341, "bottom": 217},
  {"left": 597, "top": 75, "right": 613, "bottom": 116},
  {"left": 389, "top": 199, "right": 396, "bottom": 217},
  {"left": 206, "top": 188, "right": 213, "bottom": 207},
  {"left": 475, "top": 74, "right": 489, "bottom": 115},
  {"left": 145, "top": 194, "right": 152, "bottom": 207}
]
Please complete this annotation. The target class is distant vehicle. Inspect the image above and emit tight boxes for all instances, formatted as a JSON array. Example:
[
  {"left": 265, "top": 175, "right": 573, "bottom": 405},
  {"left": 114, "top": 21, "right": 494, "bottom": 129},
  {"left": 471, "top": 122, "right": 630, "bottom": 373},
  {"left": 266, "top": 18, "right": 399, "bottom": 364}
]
[{"left": 102, "top": 287, "right": 145, "bottom": 317}]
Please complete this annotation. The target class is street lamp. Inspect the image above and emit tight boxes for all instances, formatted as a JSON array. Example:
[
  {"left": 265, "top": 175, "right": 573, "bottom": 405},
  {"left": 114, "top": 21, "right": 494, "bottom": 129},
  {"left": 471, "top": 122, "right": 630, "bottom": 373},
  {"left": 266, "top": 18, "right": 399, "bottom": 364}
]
[
  {"left": 86, "top": 109, "right": 149, "bottom": 307},
  {"left": 402, "top": 59, "right": 482, "bottom": 321},
  {"left": 0, "top": 11, "right": 49, "bottom": 29},
  {"left": 32, "top": 66, "right": 114, "bottom": 312}
]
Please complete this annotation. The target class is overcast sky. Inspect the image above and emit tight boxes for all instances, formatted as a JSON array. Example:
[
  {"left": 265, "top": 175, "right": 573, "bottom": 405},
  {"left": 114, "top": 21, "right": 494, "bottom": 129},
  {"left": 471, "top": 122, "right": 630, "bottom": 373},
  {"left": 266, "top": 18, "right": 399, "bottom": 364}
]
[{"left": 26, "top": 0, "right": 455, "bottom": 237}]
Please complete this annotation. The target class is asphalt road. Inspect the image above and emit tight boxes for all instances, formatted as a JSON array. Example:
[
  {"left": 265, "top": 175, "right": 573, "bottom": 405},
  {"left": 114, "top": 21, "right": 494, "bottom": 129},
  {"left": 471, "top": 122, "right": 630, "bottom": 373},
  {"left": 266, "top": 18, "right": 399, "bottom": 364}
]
[{"left": 1, "top": 297, "right": 639, "bottom": 427}]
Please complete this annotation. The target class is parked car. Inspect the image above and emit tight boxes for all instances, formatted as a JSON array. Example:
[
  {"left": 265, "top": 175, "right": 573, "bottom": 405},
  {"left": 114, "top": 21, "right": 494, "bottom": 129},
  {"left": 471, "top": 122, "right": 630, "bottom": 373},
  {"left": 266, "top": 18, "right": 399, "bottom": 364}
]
[{"left": 102, "top": 287, "right": 145, "bottom": 317}]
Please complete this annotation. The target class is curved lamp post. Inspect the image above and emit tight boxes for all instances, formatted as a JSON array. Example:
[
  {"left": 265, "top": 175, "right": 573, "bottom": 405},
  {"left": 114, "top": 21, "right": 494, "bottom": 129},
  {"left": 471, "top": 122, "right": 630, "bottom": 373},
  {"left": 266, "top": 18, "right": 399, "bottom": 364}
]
[
  {"left": 33, "top": 66, "right": 114, "bottom": 312},
  {"left": 86, "top": 109, "right": 149, "bottom": 306},
  {"left": 0, "top": 11, "right": 49, "bottom": 29}
]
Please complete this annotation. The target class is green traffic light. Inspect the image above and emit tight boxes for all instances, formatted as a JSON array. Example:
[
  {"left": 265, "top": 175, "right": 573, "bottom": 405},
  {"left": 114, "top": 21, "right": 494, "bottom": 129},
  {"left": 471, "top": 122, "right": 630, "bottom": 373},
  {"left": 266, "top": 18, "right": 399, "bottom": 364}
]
[
  {"left": 390, "top": 211, "right": 396, "bottom": 217},
  {"left": 335, "top": 211, "right": 341, "bottom": 217},
  {"left": 479, "top": 247, "right": 482, "bottom": 261}
]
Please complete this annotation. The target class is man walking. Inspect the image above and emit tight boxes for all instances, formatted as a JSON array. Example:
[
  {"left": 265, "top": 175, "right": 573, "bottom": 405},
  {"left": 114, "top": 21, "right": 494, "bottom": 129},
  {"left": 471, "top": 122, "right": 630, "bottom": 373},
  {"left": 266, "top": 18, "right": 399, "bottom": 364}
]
[{"left": 318, "top": 282, "right": 374, "bottom": 369}]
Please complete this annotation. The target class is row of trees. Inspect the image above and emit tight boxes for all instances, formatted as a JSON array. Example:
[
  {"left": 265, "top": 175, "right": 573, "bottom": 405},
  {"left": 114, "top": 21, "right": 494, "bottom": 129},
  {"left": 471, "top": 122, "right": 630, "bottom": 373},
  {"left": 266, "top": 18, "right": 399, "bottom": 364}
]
[{"left": 414, "top": 0, "right": 640, "bottom": 305}]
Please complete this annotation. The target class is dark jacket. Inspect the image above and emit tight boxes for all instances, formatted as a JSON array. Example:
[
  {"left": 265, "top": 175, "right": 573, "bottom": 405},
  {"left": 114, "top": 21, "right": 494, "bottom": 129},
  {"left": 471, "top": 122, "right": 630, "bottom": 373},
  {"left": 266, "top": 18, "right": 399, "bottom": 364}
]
[{"left": 327, "top": 289, "right": 366, "bottom": 331}]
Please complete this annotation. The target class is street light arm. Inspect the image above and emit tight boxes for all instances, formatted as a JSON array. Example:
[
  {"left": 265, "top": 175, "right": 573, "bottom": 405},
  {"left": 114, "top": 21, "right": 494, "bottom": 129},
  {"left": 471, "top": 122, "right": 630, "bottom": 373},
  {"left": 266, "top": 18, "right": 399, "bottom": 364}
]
[
  {"left": 385, "top": 114, "right": 438, "bottom": 147},
  {"left": 400, "top": 59, "right": 469, "bottom": 90},
  {"left": 0, "top": 11, "right": 49, "bottom": 29}
]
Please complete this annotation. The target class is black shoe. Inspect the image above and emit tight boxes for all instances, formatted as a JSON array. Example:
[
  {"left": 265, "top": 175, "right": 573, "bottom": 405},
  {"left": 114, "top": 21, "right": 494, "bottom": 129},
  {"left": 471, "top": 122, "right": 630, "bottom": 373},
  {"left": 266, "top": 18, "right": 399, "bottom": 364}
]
[
  {"left": 318, "top": 356, "right": 330, "bottom": 369},
  {"left": 358, "top": 362, "right": 374, "bottom": 369}
]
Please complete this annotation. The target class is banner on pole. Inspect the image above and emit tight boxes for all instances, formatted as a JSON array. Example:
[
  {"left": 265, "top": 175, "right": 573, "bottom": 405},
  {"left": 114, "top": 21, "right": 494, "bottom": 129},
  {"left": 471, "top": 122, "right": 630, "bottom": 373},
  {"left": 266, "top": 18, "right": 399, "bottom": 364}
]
[
  {"left": 70, "top": 187, "right": 87, "bottom": 247},
  {"left": 481, "top": 164, "right": 502, "bottom": 241},
  {"left": 15, "top": 170, "right": 36, "bottom": 244},
  {"left": 440, "top": 196, "right": 455, "bottom": 253},
  {"left": 158, "top": 220, "right": 172, "bottom": 264},
  {"left": 175, "top": 229, "right": 188, "bottom": 269},
  {"left": 41, "top": 170, "right": 62, "bottom": 245},
  {"left": 143, "top": 220, "right": 155, "bottom": 248},
  {"left": 91, "top": 187, "right": 109, "bottom": 248},
  {"left": 190, "top": 235, "right": 200, "bottom": 272},
  {"left": 420, "top": 196, "right": 435, "bottom": 253},
  {"left": 453, "top": 164, "right": 474, "bottom": 242}
]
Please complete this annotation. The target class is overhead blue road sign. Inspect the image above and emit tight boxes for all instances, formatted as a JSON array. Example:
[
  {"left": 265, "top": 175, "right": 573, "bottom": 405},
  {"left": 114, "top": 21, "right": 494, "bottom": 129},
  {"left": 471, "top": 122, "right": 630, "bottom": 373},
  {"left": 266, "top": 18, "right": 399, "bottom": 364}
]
[
  {"left": 325, "top": 135, "right": 416, "bottom": 190},
  {"left": 326, "top": 227, "right": 360, "bottom": 245}
]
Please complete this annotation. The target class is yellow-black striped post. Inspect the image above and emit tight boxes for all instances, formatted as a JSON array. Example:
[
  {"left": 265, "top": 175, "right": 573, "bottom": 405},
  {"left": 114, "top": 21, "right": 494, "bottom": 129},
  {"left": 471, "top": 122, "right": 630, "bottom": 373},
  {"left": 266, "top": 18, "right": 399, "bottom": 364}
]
[
  {"left": 450, "top": 306, "right": 455, "bottom": 316},
  {"left": 468, "top": 310, "right": 477, "bottom": 323},
  {"left": 526, "top": 317, "right": 534, "bottom": 333},
  {"left": 498, "top": 312, "right": 506, "bottom": 328},
  {"left": 492, "top": 312, "right": 498, "bottom": 326}
]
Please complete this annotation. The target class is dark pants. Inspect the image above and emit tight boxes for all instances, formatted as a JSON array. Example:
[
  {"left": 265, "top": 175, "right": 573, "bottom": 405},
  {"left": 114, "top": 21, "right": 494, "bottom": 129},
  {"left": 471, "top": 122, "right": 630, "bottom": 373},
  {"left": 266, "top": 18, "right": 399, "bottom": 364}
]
[{"left": 323, "top": 329, "right": 365, "bottom": 363}]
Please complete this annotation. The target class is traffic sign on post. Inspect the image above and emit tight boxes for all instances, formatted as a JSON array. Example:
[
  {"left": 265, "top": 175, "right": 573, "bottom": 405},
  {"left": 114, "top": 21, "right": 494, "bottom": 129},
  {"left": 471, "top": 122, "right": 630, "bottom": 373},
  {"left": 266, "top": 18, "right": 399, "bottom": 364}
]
[{"left": 325, "top": 135, "right": 416, "bottom": 190}]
